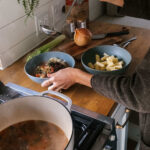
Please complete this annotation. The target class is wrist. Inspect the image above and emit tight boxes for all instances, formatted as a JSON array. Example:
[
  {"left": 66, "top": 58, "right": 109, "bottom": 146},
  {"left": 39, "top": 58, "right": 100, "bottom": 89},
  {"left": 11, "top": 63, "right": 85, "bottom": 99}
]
[
  {"left": 71, "top": 68, "right": 81, "bottom": 83},
  {"left": 73, "top": 68, "right": 93, "bottom": 87}
]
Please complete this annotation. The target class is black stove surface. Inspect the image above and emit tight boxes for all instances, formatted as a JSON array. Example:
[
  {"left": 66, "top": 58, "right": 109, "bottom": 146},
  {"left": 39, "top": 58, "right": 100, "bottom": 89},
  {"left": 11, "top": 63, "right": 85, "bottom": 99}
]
[
  {"left": 0, "top": 81, "right": 117, "bottom": 150},
  {"left": 71, "top": 111, "right": 105, "bottom": 150},
  {"left": 0, "top": 82, "right": 21, "bottom": 102}
]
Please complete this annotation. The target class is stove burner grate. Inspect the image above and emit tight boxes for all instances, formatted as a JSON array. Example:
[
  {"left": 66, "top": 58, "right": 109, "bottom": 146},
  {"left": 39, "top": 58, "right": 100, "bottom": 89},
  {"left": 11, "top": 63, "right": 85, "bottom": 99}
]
[{"left": 72, "top": 111, "right": 105, "bottom": 150}]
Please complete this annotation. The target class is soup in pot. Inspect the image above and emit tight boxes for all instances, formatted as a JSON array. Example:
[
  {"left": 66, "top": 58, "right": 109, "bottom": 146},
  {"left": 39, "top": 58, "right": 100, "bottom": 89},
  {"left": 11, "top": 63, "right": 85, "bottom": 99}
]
[{"left": 0, "top": 120, "right": 68, "bottom": 150}]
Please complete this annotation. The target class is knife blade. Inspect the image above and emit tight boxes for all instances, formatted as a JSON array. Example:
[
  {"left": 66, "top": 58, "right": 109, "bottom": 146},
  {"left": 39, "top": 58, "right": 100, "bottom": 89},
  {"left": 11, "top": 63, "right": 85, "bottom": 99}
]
[{"left": 92, "top": 29, "right": 129, "bottom": 40}]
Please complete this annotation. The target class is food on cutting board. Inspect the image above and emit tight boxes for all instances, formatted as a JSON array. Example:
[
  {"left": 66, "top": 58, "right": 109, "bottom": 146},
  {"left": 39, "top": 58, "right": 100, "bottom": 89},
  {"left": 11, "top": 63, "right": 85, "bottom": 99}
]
[
  {"left": 35, "top": 57, "right": 68, "bottom": 78},
  {"left": 88, "top": 53, "right": 124, "bottom": 71},
  {"left": 0, "top": 120, "right": 68, "bottom": 150},
  {"left": 74, "top": 28, "right": 92, "bottom": 46}
]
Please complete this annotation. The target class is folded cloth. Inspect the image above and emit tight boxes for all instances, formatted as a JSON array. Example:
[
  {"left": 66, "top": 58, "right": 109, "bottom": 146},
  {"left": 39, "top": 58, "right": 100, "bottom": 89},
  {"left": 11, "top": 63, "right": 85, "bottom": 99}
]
[{"left": 100, "top": 0, "right": 124, "bottom": 7}]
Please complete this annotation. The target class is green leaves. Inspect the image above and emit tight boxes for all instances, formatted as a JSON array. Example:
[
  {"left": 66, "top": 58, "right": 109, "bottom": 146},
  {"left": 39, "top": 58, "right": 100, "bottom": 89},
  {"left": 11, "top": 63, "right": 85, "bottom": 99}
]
[{"left": 17, "top": 0, "right": 40, "bottom": 17}]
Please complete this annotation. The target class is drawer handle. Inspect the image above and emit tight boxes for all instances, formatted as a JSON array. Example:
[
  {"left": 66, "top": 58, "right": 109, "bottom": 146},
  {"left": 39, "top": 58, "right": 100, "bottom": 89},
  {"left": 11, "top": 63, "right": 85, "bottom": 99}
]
[{"left": 116, "top": 108, "right": 130, "bottom": 129}]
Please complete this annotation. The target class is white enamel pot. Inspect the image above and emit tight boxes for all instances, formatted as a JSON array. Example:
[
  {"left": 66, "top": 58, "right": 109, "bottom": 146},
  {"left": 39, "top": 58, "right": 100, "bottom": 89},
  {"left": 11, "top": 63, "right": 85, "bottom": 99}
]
[{"left": 0, "top": 90, "right": 74, "bottom": 150}]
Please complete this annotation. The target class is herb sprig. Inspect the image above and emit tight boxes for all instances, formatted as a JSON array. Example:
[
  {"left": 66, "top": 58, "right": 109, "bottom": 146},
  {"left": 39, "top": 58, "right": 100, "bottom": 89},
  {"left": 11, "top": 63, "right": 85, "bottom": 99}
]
[{"left": 17, "top": 0, "right": 40, "bottom": 17}]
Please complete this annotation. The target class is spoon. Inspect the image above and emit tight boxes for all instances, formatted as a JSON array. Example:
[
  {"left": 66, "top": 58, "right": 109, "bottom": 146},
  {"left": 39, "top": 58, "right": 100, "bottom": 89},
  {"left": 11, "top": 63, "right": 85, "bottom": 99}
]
[
  {"left": 40, "top": 25, "right": 57, "bottom": 35},
  {"left": 113, "top": 36, "right": 137, "bottom": 48}
]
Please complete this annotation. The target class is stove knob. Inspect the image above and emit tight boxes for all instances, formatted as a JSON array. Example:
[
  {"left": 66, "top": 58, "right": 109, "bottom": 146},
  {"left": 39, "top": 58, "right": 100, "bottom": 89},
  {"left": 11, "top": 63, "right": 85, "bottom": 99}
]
[
  {"left": 103, "top": 145, "right": 112, "bottom": 150},
  {"left": 109, "top": 134, "right": 116, "bottom": 142}
]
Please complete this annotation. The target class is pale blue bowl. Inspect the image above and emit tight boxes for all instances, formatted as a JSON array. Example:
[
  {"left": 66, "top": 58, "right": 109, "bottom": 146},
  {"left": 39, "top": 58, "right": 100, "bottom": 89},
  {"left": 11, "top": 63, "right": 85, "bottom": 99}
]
[
  {"left": 25, "top": 51, "right": 75, "bottom": 84},
  {"left": 81, "top": 45, "right": 132, "bottom": 75}
]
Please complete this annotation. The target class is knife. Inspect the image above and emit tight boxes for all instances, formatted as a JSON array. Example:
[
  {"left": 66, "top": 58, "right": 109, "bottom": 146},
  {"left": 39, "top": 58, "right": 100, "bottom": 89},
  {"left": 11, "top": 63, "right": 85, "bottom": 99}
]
[{"left": 92, "top": 29, "right": 129, "bottom": 40}]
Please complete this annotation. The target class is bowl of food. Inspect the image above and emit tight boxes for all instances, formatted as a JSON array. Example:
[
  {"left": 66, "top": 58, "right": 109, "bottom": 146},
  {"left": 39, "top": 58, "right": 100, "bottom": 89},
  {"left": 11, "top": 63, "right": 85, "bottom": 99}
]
[
  {"left": 81, "top": 45, "right": 132, "bottom": 75},
  {"left": 25, "top": 51, "right": 75, "bottom": 83}
]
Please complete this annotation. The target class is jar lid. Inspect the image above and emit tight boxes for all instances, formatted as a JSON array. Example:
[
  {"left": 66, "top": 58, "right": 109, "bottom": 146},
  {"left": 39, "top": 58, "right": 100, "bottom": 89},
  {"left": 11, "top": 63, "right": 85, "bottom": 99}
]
[
  {"left": 66, "top": 17, "right": 75, "bottom": 24},
  {"left": 77, "top": 16, "right": 86, "bottom": 22}
]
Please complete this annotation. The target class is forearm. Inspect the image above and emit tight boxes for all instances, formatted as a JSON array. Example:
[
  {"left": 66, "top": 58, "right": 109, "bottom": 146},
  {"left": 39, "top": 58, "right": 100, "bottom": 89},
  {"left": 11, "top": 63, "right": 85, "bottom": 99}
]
[{"left": 74, "top": 69, "right": 93, "bottom": 88}]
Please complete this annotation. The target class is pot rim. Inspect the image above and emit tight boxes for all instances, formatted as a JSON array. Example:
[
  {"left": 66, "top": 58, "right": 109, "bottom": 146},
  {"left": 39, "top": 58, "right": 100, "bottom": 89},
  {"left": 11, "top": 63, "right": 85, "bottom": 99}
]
[{"left": 0, "top": 95, "right": 74, "bottom": 149}]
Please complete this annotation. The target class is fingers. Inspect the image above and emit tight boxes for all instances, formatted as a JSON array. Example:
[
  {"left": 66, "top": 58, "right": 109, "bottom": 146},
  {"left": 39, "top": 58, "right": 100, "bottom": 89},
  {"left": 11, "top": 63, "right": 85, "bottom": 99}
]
[
  {"left": 41, "top": 77, "right": 53, "bottom": 87},
  {"left": 48, "top": 83, "right": 63, "bottom": 92},
  {"left": 41, "top": 68, "right": 75, "bottom": 91},
  {"left": 41, "top": 76, "right": 64, "bottom": 91}
]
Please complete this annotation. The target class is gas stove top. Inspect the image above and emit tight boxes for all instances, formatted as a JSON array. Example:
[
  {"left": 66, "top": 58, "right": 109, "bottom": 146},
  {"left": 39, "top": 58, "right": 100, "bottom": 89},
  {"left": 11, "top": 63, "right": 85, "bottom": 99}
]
[{"left": 0, "top": 82, "right": 117, "bottom": 150}]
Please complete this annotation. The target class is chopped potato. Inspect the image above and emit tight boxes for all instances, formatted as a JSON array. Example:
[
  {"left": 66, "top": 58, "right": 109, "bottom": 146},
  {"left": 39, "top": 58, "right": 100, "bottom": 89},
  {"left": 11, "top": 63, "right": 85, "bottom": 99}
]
[
  {"left": 87, "top": 53, "right": 124, "bottom": 71},
  {"left": 96, "top": 62, "right": 105, "bottom": 68},
  {"left": 88, "top": 62, "right": 94, "bottom": 69},
  {"left": 95, "top": 54, "right": 101, "bottom": 62}
]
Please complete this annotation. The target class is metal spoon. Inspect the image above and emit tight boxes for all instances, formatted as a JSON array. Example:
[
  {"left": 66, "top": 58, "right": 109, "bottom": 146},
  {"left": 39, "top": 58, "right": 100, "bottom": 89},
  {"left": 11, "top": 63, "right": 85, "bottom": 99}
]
[
  {"left": 113, "top": 36, "right": 137, "bottom": 48},
  {"left": 120, "top": 36, "right": 137, "bottom": 48},
  {"left": 40, "top": 25, "right": 57, "bottom": 35}
]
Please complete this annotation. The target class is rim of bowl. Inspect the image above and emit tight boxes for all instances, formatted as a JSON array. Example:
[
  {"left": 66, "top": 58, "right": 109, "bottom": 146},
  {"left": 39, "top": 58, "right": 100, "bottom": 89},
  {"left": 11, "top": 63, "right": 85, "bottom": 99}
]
[
  {"left": 24, "top": 51, "right": 75, "bottom": 79},
  {"left": 81, "top": 45, "right": 132, "bottom": 73}
]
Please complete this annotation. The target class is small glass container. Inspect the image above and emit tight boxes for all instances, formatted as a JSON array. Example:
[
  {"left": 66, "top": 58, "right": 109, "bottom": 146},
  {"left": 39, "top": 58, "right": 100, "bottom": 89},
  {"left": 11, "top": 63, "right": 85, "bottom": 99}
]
[
  {"left": 66, "top": 18, "right": 76, "bottom": 39},
  {"left": 77, "top": 17, "right": 87, "bottom": 28}
]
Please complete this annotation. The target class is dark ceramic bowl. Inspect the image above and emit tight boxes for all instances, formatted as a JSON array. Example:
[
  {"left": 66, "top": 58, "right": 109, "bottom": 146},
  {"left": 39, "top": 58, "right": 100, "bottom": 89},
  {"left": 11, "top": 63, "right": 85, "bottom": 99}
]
[
  {"left": 81, "top": 45, "right": 132, "bottom": 75},
  {"left": 25, "top": 51, "right": 75, "bottom": 84}
]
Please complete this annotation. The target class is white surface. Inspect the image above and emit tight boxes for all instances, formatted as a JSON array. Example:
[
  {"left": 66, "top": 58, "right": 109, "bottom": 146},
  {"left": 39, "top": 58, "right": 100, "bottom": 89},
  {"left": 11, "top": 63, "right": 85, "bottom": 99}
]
[
  {"left": 0, "top": 17, "right": 35, "bottom": 52},
  {"left": 0, "top": 0, "right": 53, "bottom": 69},
  {"left": 98, "top": 15, "right": 150, "bottom": 29},
  {"left": 0, "top": 32, "right": 47, "bottom": 70},
  {"left": 0, "top": 0, "right": 24, "bottom": 29},
  {"left": 0, "top": 0, "right": 50, "bottom": 29},
  {"left": 89, "top": 0, "right": 103, "bottom": 21}
]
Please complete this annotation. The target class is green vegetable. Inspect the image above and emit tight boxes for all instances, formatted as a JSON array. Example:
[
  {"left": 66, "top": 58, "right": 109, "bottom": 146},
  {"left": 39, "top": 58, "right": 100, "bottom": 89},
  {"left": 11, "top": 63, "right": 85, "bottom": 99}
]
[
  {"left": 17, "top": 0, "right": 39, "bottom": 18},
  {"left": 26, "top": 34, "right": 66, "bottom": 62}
]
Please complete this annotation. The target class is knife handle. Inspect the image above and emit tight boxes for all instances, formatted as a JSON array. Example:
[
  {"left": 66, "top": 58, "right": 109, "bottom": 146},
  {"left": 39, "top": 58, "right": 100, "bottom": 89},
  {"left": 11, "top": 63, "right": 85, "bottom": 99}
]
[{"left": 107, "top": 29, "right": 129, "bottom": 37}]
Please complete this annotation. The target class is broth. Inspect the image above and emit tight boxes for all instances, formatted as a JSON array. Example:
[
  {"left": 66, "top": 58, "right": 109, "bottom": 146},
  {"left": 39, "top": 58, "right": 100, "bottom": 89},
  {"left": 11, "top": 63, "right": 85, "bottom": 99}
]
[{"left": 0, "top": 120, "right": 68, "bottom": 150}]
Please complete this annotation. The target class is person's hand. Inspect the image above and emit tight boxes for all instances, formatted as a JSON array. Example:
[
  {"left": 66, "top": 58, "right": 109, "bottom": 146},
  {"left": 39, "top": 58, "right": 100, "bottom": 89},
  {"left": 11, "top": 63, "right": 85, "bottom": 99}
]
[
  {"left": 41, "top": 67, "right": 78, "bottom": 91},
  {"left": 41, "top": 67, "right": 93, "bottom": 91}
]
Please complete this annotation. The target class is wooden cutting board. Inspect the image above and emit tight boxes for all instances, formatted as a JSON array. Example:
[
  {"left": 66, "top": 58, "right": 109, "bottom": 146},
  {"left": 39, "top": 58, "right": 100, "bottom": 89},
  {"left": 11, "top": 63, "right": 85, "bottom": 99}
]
[{"left": 57, "top": 36, "right": 122, "bottom": 57}]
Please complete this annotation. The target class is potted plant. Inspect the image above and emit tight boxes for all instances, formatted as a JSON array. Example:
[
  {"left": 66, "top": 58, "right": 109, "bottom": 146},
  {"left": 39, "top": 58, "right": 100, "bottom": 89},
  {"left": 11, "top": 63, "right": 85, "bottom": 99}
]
[{"left": 17, "top": 0, "right": 40, "bottom": 17}]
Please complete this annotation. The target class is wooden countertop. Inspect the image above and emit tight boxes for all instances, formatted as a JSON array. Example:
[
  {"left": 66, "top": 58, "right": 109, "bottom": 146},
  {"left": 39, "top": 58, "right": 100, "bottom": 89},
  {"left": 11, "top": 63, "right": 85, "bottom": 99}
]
[{"left": 1, "top": 21, "right": 150, "bottom": 116}]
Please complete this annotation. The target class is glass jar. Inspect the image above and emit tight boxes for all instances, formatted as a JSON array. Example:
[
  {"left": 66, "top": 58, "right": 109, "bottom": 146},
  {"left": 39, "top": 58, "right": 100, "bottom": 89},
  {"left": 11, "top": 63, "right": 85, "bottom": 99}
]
[{"left": 77, "top": 17, "right": 87, "bottom": 28}]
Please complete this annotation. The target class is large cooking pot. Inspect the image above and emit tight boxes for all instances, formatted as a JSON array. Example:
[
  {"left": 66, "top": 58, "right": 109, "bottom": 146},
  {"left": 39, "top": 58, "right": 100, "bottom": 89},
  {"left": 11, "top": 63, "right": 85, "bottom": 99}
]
[{"left": 0, "top": 90, "right": 74, "bottom": 150}]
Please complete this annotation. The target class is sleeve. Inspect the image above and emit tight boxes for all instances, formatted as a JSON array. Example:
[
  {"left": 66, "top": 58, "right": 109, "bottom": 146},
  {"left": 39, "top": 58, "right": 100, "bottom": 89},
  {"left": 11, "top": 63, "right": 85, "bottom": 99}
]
[{"left": 91, "top": 48, "right": 150, "bottom": 113}]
